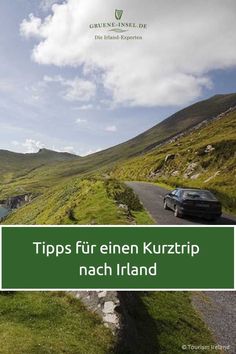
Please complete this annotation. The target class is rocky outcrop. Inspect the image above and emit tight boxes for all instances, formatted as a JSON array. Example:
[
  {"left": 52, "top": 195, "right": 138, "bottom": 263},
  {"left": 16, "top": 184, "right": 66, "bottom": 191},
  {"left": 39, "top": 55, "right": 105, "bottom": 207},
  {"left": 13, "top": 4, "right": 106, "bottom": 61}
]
[
  {"left": 204, "top": 171, "right": 220, "bottom": 183},
  {"left": 165, "top": 154, "right": 175, "bottom": 163},
  {"left": 190, "top": 173, "right": 201, "bottom": 180},
  {"left": 147, "top": 105, "right": 236, "bottom": 156},
  {"left": 204, "top": 144, "right": 215, "bottom": 153},
  {"left": 5, "top": 194, "right": 33, "bottom": 209},
  {"left": 171, "top": 170, "right": 180, "bottom": 177},
  {"left": 183, "top": 162, "right": 198, "bottom": 179},
  {"left": 70, "top": 291, "right": 120, "bottom": 332},
  {"left": 149, "top": 169, "right": 162, "bottom": 178},
  {"left": 0, "top": 194, "right": 34, "bottom": 222},
  {"left": 118, "top": 203, "right": 129, "bottom": 212}
]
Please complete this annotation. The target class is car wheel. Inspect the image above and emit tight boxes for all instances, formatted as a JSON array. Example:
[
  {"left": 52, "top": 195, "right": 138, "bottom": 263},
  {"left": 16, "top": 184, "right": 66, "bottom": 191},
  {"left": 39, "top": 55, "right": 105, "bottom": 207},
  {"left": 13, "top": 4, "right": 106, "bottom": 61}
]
[
  {"left": 174, "top": 205, "right": 182, "bottom": 218},
  {"left": 163, "top": 200, "right": 169, "bottom": 210}
]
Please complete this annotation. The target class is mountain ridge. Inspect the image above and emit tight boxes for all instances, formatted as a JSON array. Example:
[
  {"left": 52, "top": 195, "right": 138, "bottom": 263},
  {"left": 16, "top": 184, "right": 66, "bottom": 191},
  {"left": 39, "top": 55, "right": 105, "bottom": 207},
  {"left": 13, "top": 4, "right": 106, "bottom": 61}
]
[
  {"left": 0, "top": 93, "right": 236, "bottom": 196},
  {"left": 1, "top": 93, "right": 236, "bottom": 163},
  {"left": 0, "top": 147, "right": 78, "bottom": 184},
  {"left": 0, "top": 147, "right": 78, "bottom": 158},
  {"left": 95, "top": 92, "right": 236, "bottom": 158},
  {"left": 112, "top": 107, "right": 236, "bottom": 213}
]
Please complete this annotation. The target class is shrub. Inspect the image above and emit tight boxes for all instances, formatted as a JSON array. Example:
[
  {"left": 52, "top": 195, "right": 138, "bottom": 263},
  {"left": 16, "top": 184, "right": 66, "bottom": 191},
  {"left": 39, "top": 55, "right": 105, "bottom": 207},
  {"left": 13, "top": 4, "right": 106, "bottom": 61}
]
[{"left": 105, "top": 179, "right": 143, "bottom": 211}]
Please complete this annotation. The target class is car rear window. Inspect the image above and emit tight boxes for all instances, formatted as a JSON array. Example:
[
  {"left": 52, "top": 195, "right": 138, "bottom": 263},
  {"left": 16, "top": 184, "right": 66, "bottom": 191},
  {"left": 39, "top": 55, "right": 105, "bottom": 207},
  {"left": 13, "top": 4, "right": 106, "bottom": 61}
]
[{"left": 182, "top": 190, "right": 217, "bottom": 201}]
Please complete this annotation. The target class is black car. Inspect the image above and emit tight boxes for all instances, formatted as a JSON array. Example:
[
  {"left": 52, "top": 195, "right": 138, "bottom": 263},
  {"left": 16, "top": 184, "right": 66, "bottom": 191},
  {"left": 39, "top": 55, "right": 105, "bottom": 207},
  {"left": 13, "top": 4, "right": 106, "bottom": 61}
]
[{"left": 163, "top": 188, "right": 222, "bottom": 220}]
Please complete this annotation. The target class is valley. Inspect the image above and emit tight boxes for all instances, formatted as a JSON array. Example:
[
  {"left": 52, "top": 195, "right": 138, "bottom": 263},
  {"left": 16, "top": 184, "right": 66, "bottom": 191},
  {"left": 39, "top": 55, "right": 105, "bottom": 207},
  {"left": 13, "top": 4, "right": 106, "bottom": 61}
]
[
  {"left": 0, "top": 93, "right": 235, "bottom": 353},
  {"left": 1, "top": 93, "right": 235, "bottom": 224}
]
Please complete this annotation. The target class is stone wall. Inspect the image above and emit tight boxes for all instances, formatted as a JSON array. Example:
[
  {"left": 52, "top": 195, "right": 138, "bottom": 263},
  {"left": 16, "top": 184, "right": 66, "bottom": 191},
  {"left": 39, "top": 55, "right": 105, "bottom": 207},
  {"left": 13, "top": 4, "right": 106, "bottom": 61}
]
[{"left": 69, "top": 291, "right": 120, "bottom": 332}]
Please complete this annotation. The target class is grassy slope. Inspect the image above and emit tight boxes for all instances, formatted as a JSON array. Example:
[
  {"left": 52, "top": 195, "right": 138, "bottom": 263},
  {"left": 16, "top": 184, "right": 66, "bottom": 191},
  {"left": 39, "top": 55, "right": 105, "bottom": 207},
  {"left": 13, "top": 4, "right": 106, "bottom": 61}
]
[
  {"left": 3, "top": 178, "right": 154, "bottom": 225},
  {"left": 64, "top": 93, "right": 236, "bottom": 162},
  {"left": 0, "top": 292, "right": 113, "bottom": 354},
  {"left": 0, "top": 292, "right": 219, "bottom": 354},
  {"left": 138, "top": 292, "right": 220, "bottom": 354},
  {"left": 2, "top": 180, "right": 220, "bottom": 353},
  {"left": 1, "top": 93, "right": 236, "bottom": 200},
  {"left": 72, "top": 93, "right": 236, "bottom": 165},
  {"left": 1, "top": 96, "right": 233, "bottom": 353},
  {"left": 0, "top": 148, "right": 78, "bottom": 185},
  {"left": 112, "top": 110, "right": 236, "bottom": 214}
]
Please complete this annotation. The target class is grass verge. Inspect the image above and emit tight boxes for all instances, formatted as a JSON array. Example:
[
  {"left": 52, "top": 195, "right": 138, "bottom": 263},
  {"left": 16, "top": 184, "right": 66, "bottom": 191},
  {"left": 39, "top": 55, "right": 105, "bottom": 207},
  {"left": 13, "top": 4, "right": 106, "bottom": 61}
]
[
  {"left": 117, "top": 292, "right": 220, "bottom": 354},
  {"left": 0, "top": 292, "right": 113, "bottom": 354},
  {"left": 3, "top": 178, "right": 153, "bottom": 225}
]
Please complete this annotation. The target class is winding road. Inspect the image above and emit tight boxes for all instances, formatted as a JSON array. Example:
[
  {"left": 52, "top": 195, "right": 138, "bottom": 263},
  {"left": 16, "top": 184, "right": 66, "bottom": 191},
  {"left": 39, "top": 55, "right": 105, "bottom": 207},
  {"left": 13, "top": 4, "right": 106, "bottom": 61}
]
[
  {"left": 127, "top": 181, "right": 236, "bottom": 352},
  {"left": 126, "top": 181, "right": 236, "bottom": 225}
]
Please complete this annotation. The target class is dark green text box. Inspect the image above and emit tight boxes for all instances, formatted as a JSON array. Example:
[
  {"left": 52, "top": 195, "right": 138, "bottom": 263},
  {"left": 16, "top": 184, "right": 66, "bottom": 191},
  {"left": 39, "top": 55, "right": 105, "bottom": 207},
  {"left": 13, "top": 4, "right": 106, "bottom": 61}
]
[{"left": 2, "top": 227, "right": 234, "bottom": 289}]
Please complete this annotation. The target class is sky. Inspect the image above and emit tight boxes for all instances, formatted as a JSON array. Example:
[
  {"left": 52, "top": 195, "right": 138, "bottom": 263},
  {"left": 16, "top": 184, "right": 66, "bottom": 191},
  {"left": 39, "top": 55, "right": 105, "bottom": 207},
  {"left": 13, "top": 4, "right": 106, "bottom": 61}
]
[{"left": 0, "top": 0, "right": 236, "bottom": 156}]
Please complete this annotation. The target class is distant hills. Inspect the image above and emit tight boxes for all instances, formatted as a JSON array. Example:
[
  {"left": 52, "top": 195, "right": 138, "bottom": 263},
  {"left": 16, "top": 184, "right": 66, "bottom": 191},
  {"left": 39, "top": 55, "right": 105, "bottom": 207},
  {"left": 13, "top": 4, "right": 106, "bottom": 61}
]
[
  {"left": 0, "top": 148, "right": 78, "bottom": 163},
  {"left": 0, "top": 148, "right": 78, "bottom": 183},
  {"left": 0, "top": 93, "right": 236, "bottom": 201},
  {"left": 2, "top": 94, "right": 236, "bottom": 173},
  {"left": 36, "top": 148, "right": 78, "bottom": 161}
]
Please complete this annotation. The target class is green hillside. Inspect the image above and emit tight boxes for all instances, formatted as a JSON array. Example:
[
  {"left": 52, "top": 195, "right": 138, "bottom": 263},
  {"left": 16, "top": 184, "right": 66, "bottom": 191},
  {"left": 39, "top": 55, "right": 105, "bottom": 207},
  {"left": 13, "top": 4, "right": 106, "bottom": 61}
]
[
  {"left": 0, "top": 148, "right": 78, "bottom": 184},
  {"left": 81, "top": 93, "right": 236, "bottom": 162},
  {"left": 0, "top": 291, "right": 220, "bottom": 354},
  {"left": 112, "top": 109, "right": 236, "bottom": 213},
  {"left": 1, "top": 93, "right": 236, "bottom": 199},
  {"left": 0, "top": 292, "right": 114, "bottom": 354},
  {"left": 1, "top": 96, "right": 231, "bottom": 353},
  {"left": 3, "top": 178, "right": 153, "bottom": 225}
]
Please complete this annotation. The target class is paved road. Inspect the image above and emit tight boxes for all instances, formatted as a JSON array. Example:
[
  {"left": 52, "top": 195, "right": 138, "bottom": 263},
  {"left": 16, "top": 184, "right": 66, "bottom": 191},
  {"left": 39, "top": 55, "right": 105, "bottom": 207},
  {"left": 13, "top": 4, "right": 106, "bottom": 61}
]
[
  {"left": 126, "top": 181, "right": 236, "bottom": 225},
  {"left": 127, "top": 181, "right": 236, "bottom": 351},
  {"left": 192, "top": 292, "right": 236, "bottom": 353}
]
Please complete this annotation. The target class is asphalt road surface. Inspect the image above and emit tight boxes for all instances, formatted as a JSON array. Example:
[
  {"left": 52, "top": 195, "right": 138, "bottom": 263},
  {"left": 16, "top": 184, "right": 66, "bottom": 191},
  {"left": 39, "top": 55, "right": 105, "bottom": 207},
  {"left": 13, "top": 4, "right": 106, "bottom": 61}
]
[
  {"left": 126, "top": 181, "right": 236, "bottom": 225},
  {"left": 192, "top": 292, "right": 236, "bottom": 353},
  {"left": 127, "top": 181, "right": 236, "bottom": 351}
]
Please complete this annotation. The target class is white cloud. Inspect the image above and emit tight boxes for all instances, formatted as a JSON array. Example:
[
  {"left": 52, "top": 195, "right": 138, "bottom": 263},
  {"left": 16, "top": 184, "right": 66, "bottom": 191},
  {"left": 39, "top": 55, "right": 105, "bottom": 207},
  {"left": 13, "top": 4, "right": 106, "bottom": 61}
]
[
  {"left": 63, "top": 78, "right": 96, "bottom": 102},
  {"left": 12, "top": 139, "right": 77, "bottom": 155},
  {"left": 20, "top": 14, "right": 42, "bottom": 38},
  {"left": 74, "top": 104, "right": 93, "bottom": 110},
  {"left": 43, "top": 75, "right": 60, "bottom": 83},
  {"left": 22, "top": 138, "right": 45, "bottom": 153},
  {"left": 105, "top": 125, "right": 117, "bottom": 132},
  {"left": 24, "top": 81, "right": 47, "bottom": 105},
  {"left": 21, "top": 0, "right": 236, "bottom": 107},
  {"left": 63, "top": 146, "right": 75, "bottom": 153},
  {"left": 44, "top": 75, "right": 96, "bottom": 102},
  {"left": 76, "top": 118, "right": 87, "bottom": 123},
  {"left": 39, "top": 0, "right": 59, "bottom": 11},
  {"left": 0, "top": 79, "right": 15, "bottom": 93},
  {"left": 82, "top": 147, "right": 101, "bottom": 156},
  {"left": 54, "top": 145, "right": 76, "bottom": 154},
  {"left": 11, "top": 140, "right": 20, "bottom": 146}
]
